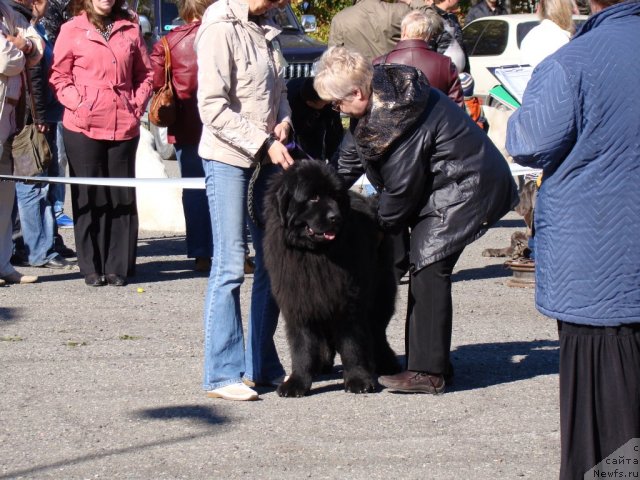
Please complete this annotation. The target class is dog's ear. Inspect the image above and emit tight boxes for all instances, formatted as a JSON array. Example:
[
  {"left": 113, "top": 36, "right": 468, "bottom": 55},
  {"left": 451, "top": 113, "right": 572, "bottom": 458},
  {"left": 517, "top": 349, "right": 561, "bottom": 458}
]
[{"left": 276, "top": 183, "right": 292, "bottom": 227}]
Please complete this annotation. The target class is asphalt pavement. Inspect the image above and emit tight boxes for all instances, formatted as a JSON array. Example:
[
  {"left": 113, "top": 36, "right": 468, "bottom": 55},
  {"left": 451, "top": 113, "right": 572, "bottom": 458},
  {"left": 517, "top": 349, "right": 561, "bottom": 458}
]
[{"left": 0, "top": 192, "right": 559, "bottom": 479}]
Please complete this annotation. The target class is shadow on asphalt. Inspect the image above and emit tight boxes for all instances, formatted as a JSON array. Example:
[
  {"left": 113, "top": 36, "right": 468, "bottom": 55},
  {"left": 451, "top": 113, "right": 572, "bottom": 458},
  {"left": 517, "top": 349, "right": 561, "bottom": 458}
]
[
  {"left": 136, "top": 404, "right": 227, "bottom": 425},
  {"left": 453, "top": 262, "right": 512, "bottom": 281},
  {"left": 0, "top": 405, "right": 227, "bottom": 480},
  {"left": 133, "top": 260, "right": 210, "bottom": 284},
  {"left": 136, "top": 235, "right": 187, "bottom": 258},
  {"left": 0, "top": 307, "right": 15, "bottom": 322},
  {"left": 261, "top": 338, "right": 559, "bottom": 397},
  {"left": 386, "top": 339, "right": 559, "bottom": 394},
  {"left": 449, "top": 339, "right": 559, "bottom": 392}
]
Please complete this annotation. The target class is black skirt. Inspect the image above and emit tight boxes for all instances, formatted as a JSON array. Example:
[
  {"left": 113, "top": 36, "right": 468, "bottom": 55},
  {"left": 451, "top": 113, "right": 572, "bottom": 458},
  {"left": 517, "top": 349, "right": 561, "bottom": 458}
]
[{"left": 558, "top": 320, "right": 640, "bottom": 480}]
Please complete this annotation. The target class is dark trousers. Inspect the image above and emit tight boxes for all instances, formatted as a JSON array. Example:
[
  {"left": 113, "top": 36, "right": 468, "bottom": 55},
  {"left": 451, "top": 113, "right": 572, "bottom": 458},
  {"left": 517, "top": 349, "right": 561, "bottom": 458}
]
[
  {"left": 62, "top": 128, "right": 139, "bottom": 277},
  {"left": 391, "top": 228, "right": 410, "bottom": 283},
  {"left": 558, "top": 321, "right": 640, "bottom": 480},
  {"left": 405, "top": 249, "right": 463, "bottom": 375}
]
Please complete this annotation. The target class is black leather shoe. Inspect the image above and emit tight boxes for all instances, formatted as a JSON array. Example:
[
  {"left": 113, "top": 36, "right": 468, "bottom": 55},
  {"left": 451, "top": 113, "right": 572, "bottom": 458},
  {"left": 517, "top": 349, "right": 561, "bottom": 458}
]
[
  {"left": 40, "top": 255, "right": 76, "bottom": 269},
  {"left": 85, "top": 273, "right": 106, "bottom": 286},
  {"left": 105, "top": 274, "right": 127, "bottom": 286},
  {"left": 378, "top": 370, "right": 445, "bottom": 394}
]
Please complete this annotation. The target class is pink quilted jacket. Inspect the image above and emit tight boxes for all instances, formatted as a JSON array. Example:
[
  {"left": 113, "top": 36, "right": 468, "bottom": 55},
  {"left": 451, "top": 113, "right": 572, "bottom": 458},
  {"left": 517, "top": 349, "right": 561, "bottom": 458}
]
[{"left": 50, "top": 13, "right": 153, "bottom": 141}]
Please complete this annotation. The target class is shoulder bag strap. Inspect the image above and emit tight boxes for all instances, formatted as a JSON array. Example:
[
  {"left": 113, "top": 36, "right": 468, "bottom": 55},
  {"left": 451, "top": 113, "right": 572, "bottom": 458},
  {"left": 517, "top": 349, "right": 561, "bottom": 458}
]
[
  {"left": 22, "top": 68, "right": 40, "bottom": 125},
  {"left": 161, "top": 36, "right": 173, "bottom": 89}
]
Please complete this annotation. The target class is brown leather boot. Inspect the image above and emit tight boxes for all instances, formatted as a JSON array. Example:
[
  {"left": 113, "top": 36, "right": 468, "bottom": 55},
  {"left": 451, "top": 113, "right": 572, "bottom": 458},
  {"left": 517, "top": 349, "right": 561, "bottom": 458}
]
[{"left": 378, "top": 370, "right": 445, "bottom": 394}]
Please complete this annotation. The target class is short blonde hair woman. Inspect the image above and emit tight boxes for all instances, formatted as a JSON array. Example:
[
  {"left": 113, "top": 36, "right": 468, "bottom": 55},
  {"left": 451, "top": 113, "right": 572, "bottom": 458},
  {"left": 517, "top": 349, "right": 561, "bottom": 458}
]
[
  {"left": 314, "top": 47, "right": 372, "bottom": 116},
  {"left": 314, "top": 46, "right": 518, "bottom": 395},
  {"left": 400, "top": 10, "right": 442, "bottom": 41}
]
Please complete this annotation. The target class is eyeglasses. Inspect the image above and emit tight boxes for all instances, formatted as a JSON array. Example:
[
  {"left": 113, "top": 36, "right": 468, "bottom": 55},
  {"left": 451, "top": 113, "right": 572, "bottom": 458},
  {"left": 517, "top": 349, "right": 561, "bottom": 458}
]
[{"left": 331, "top": 92, "right": 356, "bottom": 112}]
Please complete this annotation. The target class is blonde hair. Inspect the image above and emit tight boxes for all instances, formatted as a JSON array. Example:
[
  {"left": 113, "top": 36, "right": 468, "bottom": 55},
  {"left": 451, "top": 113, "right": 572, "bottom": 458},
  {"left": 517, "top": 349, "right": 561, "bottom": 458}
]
[
  {"left": 401, "top": 10, "right": 443, "bottom": 41},
  {"left": 313, "top": 46, "right": 373, "bottom": 101},
  {"left": 539, "top": 0, "right": 575, "bottom": 33},
  {"left": 176, "top": 0, "right": 215, "bottom": 22}
]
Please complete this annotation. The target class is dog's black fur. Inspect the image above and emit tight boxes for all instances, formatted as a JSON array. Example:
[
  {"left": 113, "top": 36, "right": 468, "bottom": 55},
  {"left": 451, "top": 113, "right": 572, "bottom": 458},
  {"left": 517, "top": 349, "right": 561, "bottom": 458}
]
[{"left": 263, "top": 160, "right": 400, "bottom": 397}]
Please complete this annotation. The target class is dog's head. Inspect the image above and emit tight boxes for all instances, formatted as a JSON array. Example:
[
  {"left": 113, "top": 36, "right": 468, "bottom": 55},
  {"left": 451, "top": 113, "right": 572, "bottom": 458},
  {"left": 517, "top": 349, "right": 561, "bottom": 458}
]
[{"left": 266, "top": 160, "right": 350, "bottom": 250}]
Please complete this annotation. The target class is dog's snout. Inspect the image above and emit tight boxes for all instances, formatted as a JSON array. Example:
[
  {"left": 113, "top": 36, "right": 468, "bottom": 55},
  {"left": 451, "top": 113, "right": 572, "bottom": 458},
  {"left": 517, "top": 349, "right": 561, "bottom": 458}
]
[{"left": 327, "top": 210, "right": 342, "bottom": 225}]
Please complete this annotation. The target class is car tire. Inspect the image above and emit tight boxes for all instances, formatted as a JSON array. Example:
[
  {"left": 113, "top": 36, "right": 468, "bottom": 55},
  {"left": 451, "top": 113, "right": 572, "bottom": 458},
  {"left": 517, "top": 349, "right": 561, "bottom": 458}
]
[{"left": 150, "top": 123, "right": 177, "bottom": 160}]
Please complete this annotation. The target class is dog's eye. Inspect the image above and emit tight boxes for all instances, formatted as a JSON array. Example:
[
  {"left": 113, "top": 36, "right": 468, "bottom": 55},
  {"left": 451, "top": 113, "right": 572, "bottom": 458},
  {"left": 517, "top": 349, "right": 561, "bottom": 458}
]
[{"left": 309, "top": 195, "right": 320, "bottom": 203}]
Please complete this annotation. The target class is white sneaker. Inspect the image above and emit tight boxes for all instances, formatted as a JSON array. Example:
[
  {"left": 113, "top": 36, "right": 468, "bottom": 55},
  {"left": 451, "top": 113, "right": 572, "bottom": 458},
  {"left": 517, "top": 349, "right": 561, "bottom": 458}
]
[{"left": 206, "top": 382, "right": 259, "bottom": 401}]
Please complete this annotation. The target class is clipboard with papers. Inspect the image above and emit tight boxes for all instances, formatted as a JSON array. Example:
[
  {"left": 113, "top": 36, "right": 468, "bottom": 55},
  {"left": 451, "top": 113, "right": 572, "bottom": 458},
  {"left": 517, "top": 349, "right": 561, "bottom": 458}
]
[{"left": 488, "top": 65, "right": 534, "bottom": 105}]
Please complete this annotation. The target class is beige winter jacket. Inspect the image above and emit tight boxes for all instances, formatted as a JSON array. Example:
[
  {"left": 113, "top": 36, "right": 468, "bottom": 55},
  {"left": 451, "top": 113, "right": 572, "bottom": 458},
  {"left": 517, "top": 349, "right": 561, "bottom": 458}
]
[
  {"left": 0, "top": 0, "right": 43, "bottom": 141},
  {"left": 195, "top": 0, "right": 291, "bottom": 168},
  {"left": 328, "top": 0, "right": 410, "bottom": 62},
  {"left": 0, "top": 0, "right": 43, "bottom": 168}
]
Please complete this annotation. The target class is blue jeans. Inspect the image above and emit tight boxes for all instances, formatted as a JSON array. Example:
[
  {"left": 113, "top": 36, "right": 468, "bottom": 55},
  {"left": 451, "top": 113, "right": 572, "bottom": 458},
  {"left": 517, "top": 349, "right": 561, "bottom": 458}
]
[
  {"left": 15, "top": 180, "right": 56, "bottom": 266},
  {"left": 175, "top": 144, "right": 212, "bottom": 259},
  {"left": 202, "top": 160, "right": 284, "bottom": 390},
  {"left": 15, "top": 123, "right": 59, "bottom": 265}
]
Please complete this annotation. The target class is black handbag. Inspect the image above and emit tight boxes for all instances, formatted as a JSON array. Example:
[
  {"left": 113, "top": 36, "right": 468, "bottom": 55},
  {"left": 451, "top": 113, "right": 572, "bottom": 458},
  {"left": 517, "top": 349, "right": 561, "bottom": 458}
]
[{"left": 11, "top": 70, "right": 51, "bottom": 177}]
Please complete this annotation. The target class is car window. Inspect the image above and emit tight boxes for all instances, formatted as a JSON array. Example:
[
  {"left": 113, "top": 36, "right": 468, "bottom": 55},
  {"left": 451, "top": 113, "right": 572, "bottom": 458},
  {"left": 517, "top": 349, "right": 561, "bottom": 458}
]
[
  {"left": 271, "top": 6, "right": 301, "bottom": 32},
  {"left": 471, "top": 21, "right": 508, "bottom": 56},
  {"left": 516, "top": 21, "right": 539, "bottom": 48},
  {"left": 462, "top": 22, "right": 487, "bottom": 55},
  {"left": 159, "top": 0, "right": 179, "bottom": 32}
]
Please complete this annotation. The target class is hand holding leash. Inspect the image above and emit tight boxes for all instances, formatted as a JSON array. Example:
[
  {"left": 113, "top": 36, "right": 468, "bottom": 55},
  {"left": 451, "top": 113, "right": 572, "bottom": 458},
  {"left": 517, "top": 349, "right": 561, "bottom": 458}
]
[{"left": 267, "top": 138, "right": 294, "bottom": 170}]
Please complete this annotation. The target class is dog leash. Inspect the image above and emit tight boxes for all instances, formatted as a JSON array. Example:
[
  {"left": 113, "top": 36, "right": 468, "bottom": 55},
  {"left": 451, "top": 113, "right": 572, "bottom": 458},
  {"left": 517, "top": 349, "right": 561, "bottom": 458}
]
[{"left": 247, "top": 161, "right": 264, "bottom": 229}]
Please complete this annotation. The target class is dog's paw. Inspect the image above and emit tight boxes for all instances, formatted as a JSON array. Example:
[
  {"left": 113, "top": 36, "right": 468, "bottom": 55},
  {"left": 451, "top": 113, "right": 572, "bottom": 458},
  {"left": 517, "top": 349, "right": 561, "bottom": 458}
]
[
  {"left": 276, "top": 377, "right": 310, "bottom": 398},
  {"left": 344, "top": 377, "right": 375, "bottom": 394}
]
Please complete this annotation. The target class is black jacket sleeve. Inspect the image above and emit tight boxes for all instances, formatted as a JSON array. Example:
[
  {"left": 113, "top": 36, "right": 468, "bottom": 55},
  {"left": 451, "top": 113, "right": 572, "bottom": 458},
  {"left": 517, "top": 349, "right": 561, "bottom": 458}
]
[
  {"left": 333, "top": 127, "right": 365, "bottom": 188},
  {"left": 325, "top": 111, "right": 344, "bottom": 161},
  {"left": 27, "top": 59, "right": 47, "bottom": 124}
]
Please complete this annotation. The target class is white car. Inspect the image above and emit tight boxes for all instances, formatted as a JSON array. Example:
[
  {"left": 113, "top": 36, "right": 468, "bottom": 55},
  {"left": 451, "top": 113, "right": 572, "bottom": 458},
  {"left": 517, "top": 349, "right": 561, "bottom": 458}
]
[{"left": 462, "top": 14, "right": 588, "bottom": 98}]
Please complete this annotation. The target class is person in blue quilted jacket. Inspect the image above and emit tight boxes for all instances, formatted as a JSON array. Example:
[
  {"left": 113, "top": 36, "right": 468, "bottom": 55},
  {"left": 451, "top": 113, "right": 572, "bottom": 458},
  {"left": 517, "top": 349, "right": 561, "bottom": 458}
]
[{"left": 506, "top": 1, "right": 640, "bottom": 478}]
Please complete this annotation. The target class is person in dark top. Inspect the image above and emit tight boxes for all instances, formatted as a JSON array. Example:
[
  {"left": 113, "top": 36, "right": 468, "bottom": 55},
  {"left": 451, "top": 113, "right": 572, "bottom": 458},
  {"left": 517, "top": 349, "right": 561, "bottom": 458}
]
[
  {"left": 8, "top": 0, "right": 75, "bottom": 270},
  {"left": 286, "top": 76, "right": 343, "bottom": 162},
  {"left": 465, "top": 0, "right": 507, "bottom": 25},
  {"left": 315, "top": 46, "right": 517, "bottom": 395}
]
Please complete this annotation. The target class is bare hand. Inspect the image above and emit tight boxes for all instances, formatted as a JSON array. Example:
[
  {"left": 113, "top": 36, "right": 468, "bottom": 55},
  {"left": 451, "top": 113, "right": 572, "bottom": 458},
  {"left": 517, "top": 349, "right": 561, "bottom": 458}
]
[
  {"left": 273, "top": 121, "right": 291, "bottom": 143},
  {"left": 267, "top": 140, "right": 294, "bottom": 170},
  {"left": 36, "top": 124, "right": 48, "bottom": 133},
  {"left": 6, "top": 34, "right": 28, "bottom": 52}
]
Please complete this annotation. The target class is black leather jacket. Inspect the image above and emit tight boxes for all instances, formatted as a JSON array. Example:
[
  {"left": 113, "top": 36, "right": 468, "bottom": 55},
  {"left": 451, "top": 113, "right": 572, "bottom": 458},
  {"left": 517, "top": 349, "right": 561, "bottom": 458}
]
[{"left": 335, "top": 65, "right": 518, "bottom": 272}]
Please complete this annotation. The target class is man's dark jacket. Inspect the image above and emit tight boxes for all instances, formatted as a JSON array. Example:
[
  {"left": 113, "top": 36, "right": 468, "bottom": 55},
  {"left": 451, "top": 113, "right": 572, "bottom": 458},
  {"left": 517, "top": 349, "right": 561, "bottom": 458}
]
[
  {"left": 465, "top": 1, "right": 507, "bottom": 25},
  {"left": 337, "top": 65, "right": 518, "bottom": 272},
  {"left": 374, "top": 39, "right": 463, "bottom": 108}
]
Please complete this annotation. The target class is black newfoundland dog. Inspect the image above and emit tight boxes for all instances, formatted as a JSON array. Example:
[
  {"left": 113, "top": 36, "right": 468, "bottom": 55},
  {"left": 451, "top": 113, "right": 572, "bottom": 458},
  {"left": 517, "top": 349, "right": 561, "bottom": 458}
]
[{"left": 263, "top": 160, "right": 400, "bottom": 397}]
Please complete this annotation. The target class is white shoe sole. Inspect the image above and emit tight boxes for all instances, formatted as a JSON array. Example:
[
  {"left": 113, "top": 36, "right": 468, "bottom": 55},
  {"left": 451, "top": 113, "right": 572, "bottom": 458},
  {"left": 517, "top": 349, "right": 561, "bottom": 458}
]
[
  {"left": 206, "top": 383, "right": 259, "bottom": 401},
  {"left": 206, "top": 391, "right": 258, "bottom": 401}
]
